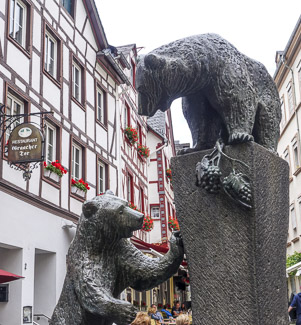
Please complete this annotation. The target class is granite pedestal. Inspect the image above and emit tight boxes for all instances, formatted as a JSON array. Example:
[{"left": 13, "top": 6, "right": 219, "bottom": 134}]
[{"left": 172, "top": 142, "right": 289, "bottom": 325}]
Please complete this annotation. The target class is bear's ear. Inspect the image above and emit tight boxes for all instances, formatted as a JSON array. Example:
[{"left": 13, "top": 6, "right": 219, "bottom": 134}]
[
  {"left": 144, "top": 54, "right": 166, "bottom": 70},
  {"left": 82, "top": 200, "right": 98, "bottom": 218}
]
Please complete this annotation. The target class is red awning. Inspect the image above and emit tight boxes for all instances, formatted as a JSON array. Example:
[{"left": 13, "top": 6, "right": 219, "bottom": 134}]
[
  {"left": 130, "top": 236, "right": 187, "bottom": 267},
  {"left": 0, "top": 269, "right": 24, "bottom": 284}
]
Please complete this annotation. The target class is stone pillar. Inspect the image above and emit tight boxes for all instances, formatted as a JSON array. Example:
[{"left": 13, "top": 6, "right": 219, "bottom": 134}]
[{"left": 171, "top": 142, "right": 289, "bottom": 325}]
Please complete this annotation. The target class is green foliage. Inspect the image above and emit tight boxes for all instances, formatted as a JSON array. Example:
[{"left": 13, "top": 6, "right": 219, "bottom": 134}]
[
  {"left": 287, "top": 251, "right": 301, "bottom": 276},
  {"left": 286, "top": 251, "right": 301, "bottom": 268}
]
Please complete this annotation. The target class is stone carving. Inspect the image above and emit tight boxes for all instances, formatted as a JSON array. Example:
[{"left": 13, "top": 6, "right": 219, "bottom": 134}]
[
  {"left": 50, "top": 191, "right": 184, "bottom": 325},
  {"left": 196, "top": 139, "right": 252, "bottom": 209},
  {"left": 136, "top": 34, "right": 281, "bottom": 152}
]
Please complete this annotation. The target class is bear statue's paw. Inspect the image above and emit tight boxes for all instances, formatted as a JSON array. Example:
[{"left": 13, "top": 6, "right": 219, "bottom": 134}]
[
  {"left": 228, "top": 132, "right": 254, "bottom": 145},
  {"left": 113, "top": 302, "right": 138, "bottom": 325}
]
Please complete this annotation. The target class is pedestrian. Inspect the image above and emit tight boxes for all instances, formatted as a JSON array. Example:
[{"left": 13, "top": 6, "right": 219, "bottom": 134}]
[
  {"left": 288, "top": 292, "right": 301, "bottom": 325},
  {"left": 172, "top": 301, "right": 182, "bottom": 318},
  {"left": 161, "top": 304, "right": 173, "bottom": 318}
]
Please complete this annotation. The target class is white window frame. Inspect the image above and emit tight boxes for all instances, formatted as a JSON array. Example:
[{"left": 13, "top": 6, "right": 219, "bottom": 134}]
[
  {"left": 72, "top": 143, "right": 82, "bottom": 181},
  {"left": 151, "top": 206, "right": 160, "bottom": 219},
  {"left": 72, "top": 61, "right": 81, "bottom": 103},
  {"left": 6, "top": 93, "right": 24, "bottom": 140},
  {"left": 45, "top": 31, "right": 57, "bottom": 79},
  {"left": 284, "top": 148, "right": 291, "bottom": 175},
  {"left": 280, "top": 98, "right": 286, "bottom": 129},
  {"left": 97, "top": 87, "right": 105, "bottom": 124},
  {"left": 127, "top": 174, "right": 133, "bottom": 202},
  {"left": 9, "top": 0, "right": 27, "bottom": 48},
  {"left": 45, "top": 124, "right": 56, "bottom": 164},
  {"left": 287, "top": 83, "right": 294, "bottom": 114},
  {"left": 291, "top": 205, "right": 297, "bottom": 230},
  {"left": 292, "top": 137, "right": 300, "bottom": 171},
  {"left": 98, "top": 160, "right": 106, "bottom": 194}
]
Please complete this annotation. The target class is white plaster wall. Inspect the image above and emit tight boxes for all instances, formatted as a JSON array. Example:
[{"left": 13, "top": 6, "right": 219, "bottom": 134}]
[
  {"left": 0, "top": 0, "right": 6, "bottom": 14},
  {"left": 86, "top": 71, "right": 95, "bottom": 107},
  {"left": 45, "top": 0, "right": 59, "bottom": 22},
  {"left": 28, "top": 165, "right": 41, "bottom": 196},
  {"left": 83, "top": 20, "right": 97, "bottom": 52},
  {"left": 7, "top": 42, "right": 30, "bottom": 82},
  {"left": 86, "top": 106, "right": 95, "bottom": 140},
  {"left": 32, "top": 9, "right": 42, "bottom": 51},
  {"left": 96, "top": 124, "right": 108, "bottom": 149},
  {"left": 75, "top": 30, "right": 86, "bottom": 56},
  {"left": 109, "top": 165, "right": 117, "bottom": 195},
  {"left": 43, "top": 76, "right": 61, "bottom": 109},
  {"left": 62, "top": 82, "right": 69, "bottom": 117},
  {"left": 71, "top": 101, "right": 86, "bottom": 132},
  {"left": 59, "top": 14, "right": 74, "bottom": 41},
  {"left": 70, "top": 197, "right": 82, "bottom": 215},
  {"left": 63, "top": 44, "right": 70, "bottom": 82},
  {"left": 96, "top": 64, "right": 107, "bottom": 80},
  {"left": 3, "top": 163, "right": 27, "bottom": 190},
  {"left": 108, "top": 94, "right": 116, "bottom": 124},
  {"left": 61, "top": 129, "right": 70, "bottom": 168},
  {"left": 0, "top": 192, "right": 76, "bottom": 322},
  {"left": 86, "top": 149, "right": 96, "bottom": 186},
  {"left": 75, "top": 0, "right": 87, "bottom": 33},
  {"left": 86, "top": 44, "right": 96, "bottom": 67},
  {"left": 41, "top": 181, "right": 60, "bottom": 205}
]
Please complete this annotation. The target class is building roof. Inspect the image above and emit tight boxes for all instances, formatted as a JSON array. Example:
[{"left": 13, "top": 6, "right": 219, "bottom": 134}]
[
  {"left": 273, "top": 14, "right": 301, "bottom": 79},
  {"left": 147, "top": 110, "right": 166, "bottom": 139}
]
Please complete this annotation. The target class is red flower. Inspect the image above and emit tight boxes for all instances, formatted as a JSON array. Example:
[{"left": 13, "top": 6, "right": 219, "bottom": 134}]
[{"left": 43, "top": 161, "right": 47, "bottom": 167}]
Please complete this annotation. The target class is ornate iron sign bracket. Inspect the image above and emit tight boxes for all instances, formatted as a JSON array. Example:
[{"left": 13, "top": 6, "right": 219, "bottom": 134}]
[{"left": 0, "top": 103, "right": 53, "bottom": 181}]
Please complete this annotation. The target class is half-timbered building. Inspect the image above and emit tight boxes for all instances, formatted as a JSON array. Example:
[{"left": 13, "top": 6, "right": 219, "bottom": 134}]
[{"left": 0, "top": 0, "right": 127, "bottom": 323}]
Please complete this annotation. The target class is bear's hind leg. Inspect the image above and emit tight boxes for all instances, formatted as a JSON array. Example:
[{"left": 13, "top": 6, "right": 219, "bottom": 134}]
[
  {"left": 252, "top": 101, "right": 280, "bottom": 152},
  {"left": 180, "top": 93, "right": 225, "bottom": 154}
]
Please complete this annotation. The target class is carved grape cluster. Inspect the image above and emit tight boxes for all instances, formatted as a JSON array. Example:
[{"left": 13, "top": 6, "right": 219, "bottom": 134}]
[{"left": 200, "top": 165, "right": 222, "bottom": 194}]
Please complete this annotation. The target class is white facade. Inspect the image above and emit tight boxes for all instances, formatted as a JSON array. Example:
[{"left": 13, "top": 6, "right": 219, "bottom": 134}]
[
  {"left": 0, "top": 0, "right": 125, "bottom": 323},
  {"left": 275, "top": 17, "right": 301, "bottom": 294}
]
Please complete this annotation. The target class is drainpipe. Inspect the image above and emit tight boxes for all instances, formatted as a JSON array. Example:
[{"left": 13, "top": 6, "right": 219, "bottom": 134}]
[{"left": 281, "top": 57, "right": 301, "bottom": 160}]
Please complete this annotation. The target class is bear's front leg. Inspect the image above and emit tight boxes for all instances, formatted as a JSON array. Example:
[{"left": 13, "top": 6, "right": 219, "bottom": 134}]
[{"left": 124, "top": 232, "right": 184, "bottom": 292}]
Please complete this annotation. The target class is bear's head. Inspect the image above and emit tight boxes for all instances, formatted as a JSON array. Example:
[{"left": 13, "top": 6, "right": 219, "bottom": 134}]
[
  {"left": 136, "top": 53, "right": 172, "bottom": 117},
  {"left": 80, "top": 190, "right": 144, "bottom": 240}
]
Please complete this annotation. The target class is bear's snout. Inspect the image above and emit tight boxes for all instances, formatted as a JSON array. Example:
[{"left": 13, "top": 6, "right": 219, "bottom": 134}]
[{"left": 123, "top": 207, "right": 144, "bottom": 231}]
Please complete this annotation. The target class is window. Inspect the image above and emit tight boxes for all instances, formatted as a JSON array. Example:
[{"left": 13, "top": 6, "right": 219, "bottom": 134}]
[
  {"left": 298, "top": 64, "right": 301, "bottom": 95},
  {"left": 96, "top": 86, "right": 106, "bottom": 125},
  {"left": 280, "top": 97, "right": 286, "bottom": 129},
  {"left": 292, "top": 137, "right": 300, "bottom": 171},
  {"left": 291, "top": 205, "right": 297, "bottom": 230},
  {"left": 139, "top": 187, "right": 145, "bottom": 212},
  {"left": 44, "top": 26, "right": 61, "bottom": 82},
  {"left": 98, "top": 160, "right": 107, "bottom": 194},
  {"left": 9, "top": 0, "right": 27, "bottom": 47},
  {"left": 45, "top": 124, "right": 56, "bottom": 164},
  {"left": 137, "top": 123, "right": 142, "bottom": 144},
  {"left": 72, "top": 143, "right": 82, "bottom": 181},
  {"left": 72, "top": 61, "right": 81, "bottom": 102},
  {"left": 61, "top": 0, "right": 74, "bottom": 16},
  {"left": 131, "top": 60, "right": 136, "bottom": 88},
  {"left": 124, "top": 103, "right": 130, "bottom": 128},
  {"left": 5, "top": 92, "right": 25, "bottom": 141},
  {"left": 151, "top": 206, "right": 160, "bottom": 219},
  {"left": 127, "top": 173, "right": 134, "bottom": 203},
  {"left": 287, "top": 84, "right": 295, "bottom": 114},
  {"left": 284, "top": 148, "right": 291, "bottom": 176}
]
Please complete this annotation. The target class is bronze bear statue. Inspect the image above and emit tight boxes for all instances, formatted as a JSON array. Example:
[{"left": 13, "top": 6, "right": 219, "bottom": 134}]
[
  {"left": 136, "top": 34, "right": 280, "bottom": 152},
  {"left": 50, "top": 191, "right": 184, "bottom": 325}
]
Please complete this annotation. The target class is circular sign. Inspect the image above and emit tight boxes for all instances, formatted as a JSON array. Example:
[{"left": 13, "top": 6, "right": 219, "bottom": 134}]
[{"left": 18, "top": 127, "right": 32, "bottom": 138}]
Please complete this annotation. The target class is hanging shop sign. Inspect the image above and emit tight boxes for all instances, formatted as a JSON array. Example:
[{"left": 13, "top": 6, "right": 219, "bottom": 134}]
[{"left": 7, "top": 123, "right": 44, "bottom": 164}]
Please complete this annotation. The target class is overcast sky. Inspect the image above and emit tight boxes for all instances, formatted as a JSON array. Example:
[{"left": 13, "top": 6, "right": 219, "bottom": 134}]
[{"left": 96, "top": 1, "right": 301, "bottom": 146}]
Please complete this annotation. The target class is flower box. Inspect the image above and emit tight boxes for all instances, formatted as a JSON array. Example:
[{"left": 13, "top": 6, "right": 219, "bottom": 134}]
[
  {"left": 168, "top": 216, "right": 180, "bottom": 231},
  {"left": 166, "top": 168, "right": 172, "bottom": 181},
  {"left": 71, "top": 185, "right": 86, "bottom": 198},
  {"left": 124, "top": 126, "right": 138, "bottom": 145},
  {"left": 137, "top": 144, "right": 150, "bottom": 158},
  {"left": 44, "top": 169, "right": 60, "bottom": 182}
]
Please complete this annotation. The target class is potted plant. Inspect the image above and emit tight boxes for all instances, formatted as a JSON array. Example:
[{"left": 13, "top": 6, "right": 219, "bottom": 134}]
[
  {"left": 71, "top": 178, "right": 90, "bottom": 197},
  {"left": 43, "top": 160, "right": 67, "bottom": 182},
  {"left": 168, "top": 216, "right": 180, "bottom": 231},
  {"left": 142, "top": 215, "right": 154, "bottom": 232},
  {"left": 124, "top": 126, "right": 138, "bottom": 145},
  {"left": 137, "top": 144, "right": 150, "bottom": 159},
  {"left": 166, "top": 168, "right": 172, "bottom": 181}
]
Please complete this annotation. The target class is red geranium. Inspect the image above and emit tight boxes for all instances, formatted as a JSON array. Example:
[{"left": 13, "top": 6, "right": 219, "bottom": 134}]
[
  {"left": 71, "top": 178, "right": 90, "bottom": 192},
  {"left": 44, "top": 160, "right": 67, "bottom": 177},
  {"left": 124, "top": 126, "right": 138, "bottom": 145}
]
